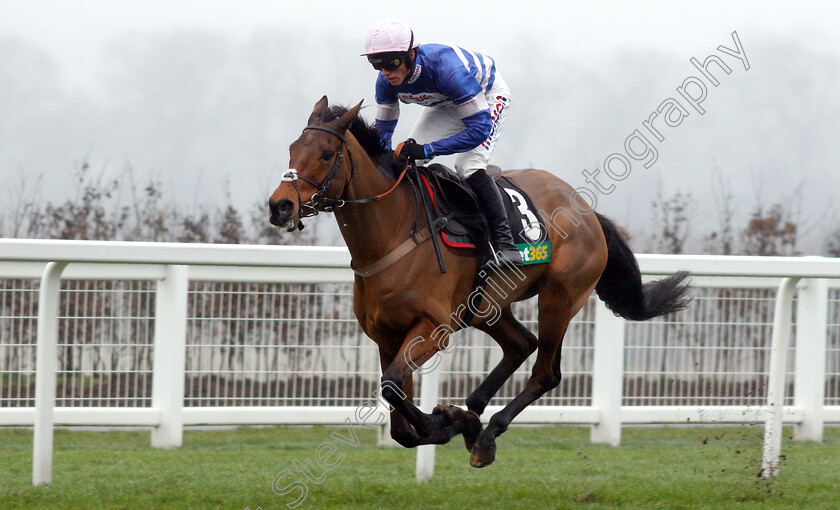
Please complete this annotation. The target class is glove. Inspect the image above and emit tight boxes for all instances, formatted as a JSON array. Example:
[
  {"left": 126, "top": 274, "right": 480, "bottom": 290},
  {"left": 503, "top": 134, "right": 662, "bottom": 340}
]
[{"left": 395, "top": 139, "right": 427, "bottom": 160}]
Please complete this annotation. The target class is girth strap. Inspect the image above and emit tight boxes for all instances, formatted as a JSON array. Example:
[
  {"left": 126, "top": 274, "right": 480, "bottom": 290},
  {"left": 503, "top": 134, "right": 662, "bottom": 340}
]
[{"left": 352, "top": 227, "right": 432, "bottom": 277}]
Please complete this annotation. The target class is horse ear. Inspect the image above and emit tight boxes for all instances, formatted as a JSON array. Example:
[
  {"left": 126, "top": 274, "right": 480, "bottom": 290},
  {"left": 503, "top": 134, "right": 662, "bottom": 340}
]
[
  {"left": 336, "top": 100, "right": 364, "bottom": 133},
  {"left": 308, "top": 95, "right": 329, "bottom": 125}
]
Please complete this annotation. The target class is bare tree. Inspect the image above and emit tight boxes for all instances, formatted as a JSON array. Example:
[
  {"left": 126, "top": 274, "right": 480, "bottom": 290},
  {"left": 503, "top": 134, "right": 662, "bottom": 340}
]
[
  {"left": 742, "top": 204, "right": 798, "bottom": 256},
  {"left": 649, "top": 183, "right": 694, "bottom": 254},
  {"left": 826, "top": 222, "right": 840, "bottom": 257},
  {"left": 216, "top": 205, "right": 245, "bottom": 244},
  {"left": 703, "top": 167, "right": 737, "bottom": 255},
  {"left": 177, "top": 210, "right": 211, "bottom": 243}
]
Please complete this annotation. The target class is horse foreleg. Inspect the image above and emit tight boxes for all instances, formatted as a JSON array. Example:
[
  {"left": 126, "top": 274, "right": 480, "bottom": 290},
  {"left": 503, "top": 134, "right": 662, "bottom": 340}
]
[
  {"left": 380, "top": 316, "right": 453, "bottom": 437},
  {"left": 470, "top": 289, "right": 572, "bottom": 468}
]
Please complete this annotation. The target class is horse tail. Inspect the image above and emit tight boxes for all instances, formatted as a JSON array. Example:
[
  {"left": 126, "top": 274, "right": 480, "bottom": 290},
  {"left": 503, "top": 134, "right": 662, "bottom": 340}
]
[{"left": 594, "top": 212, "right": 692, "bottom": 321}]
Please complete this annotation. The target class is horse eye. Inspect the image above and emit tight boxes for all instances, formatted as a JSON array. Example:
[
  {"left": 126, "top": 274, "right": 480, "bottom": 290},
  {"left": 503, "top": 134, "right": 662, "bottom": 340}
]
[{"left": 321, "top": 150, "right": 335, "bottom": 161}]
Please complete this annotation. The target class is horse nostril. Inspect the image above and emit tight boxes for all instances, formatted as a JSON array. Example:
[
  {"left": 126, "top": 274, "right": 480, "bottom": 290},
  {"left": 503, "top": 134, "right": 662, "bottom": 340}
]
[{"left": 269, "top": 198, "right": 294, "bottom": 223}]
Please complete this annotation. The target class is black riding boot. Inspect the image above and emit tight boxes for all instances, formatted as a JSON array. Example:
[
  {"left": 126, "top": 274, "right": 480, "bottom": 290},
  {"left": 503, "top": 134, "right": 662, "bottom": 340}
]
[{"left": 465, "top": 169, "right": 522, "bottom": 266}]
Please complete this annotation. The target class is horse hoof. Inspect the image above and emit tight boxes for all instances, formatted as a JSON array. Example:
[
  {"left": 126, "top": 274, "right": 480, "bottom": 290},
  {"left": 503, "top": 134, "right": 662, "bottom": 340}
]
[
  {"left": 461, "top": 410, "right": 483, "bottom": 452},
  {"left": 470, "top": 443, "right": 496, "bottom": 468}
]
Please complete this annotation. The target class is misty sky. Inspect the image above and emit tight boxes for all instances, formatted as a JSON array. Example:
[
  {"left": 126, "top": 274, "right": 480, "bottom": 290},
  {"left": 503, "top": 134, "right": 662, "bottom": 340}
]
[{"left": 2, "top": 0, "right": 839, "bottom": 251}]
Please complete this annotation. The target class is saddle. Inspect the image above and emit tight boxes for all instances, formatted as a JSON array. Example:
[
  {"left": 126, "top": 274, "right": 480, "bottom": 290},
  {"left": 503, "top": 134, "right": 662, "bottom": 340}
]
[
  {"left": 351, "top": 160, "right": 551, "bottom": 328},
  {"left": 416, "top": 163, "right": 550, "bottom": 268}
]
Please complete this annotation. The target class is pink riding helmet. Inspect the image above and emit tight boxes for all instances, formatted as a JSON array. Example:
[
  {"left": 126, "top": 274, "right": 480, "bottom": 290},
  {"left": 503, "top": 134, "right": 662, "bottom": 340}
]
[{"left": 361, "top": 19, "right": 417, "bottom": 55}]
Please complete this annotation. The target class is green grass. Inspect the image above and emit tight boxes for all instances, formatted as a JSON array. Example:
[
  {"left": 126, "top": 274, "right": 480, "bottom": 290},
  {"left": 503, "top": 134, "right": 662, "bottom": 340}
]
[{"left": 1, "top": 425, "right": 838, "bottom": 509}]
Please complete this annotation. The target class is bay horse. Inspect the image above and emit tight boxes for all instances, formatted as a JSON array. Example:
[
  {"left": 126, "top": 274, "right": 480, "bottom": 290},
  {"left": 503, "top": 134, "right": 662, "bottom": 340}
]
[{"left": 269, "top": 96, "right": 691, "bottom": 468}]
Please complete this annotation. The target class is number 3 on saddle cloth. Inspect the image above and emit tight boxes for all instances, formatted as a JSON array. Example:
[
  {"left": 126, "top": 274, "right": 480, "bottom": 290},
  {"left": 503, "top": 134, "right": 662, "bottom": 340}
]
[{"left": 418, "top": 163, "right": 552, "bottom": 268}]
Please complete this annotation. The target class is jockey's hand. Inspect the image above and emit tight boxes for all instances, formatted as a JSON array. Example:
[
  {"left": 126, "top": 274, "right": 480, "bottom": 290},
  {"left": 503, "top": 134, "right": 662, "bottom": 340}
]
[{"left": 395, "top": 140, "right": 427, "bottom": 161}]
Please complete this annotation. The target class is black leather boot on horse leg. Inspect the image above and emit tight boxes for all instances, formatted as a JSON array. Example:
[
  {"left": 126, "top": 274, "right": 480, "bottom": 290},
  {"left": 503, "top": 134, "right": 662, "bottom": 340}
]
[{"left": 465, "top": 168, "right": 522, "bottom": 267}]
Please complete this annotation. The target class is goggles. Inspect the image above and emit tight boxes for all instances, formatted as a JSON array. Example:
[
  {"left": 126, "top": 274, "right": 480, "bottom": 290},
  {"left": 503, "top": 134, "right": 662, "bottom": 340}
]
[{"left": 367, "top": 53, "right": 405, "bottom": 71}]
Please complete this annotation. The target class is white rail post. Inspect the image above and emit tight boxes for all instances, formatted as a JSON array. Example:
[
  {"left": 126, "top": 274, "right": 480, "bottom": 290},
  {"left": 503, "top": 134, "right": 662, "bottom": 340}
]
[
  {"left": 793, "top": 278, "right": 828, "bottom": 442},
  {"left": 32, "top": 261, "right": 68, "bottom": 486},
  {"left": 151, "top": 265, "right": 189, "bottom": 448},
  {"left": 415, "top": 362, "right": 441, "bottom": 482},
  {"left": 591, "top": 300, "right": 626, "bottom": 446},
  {"left": 762, "top": 277, "right": 799, "bottom": 478}
]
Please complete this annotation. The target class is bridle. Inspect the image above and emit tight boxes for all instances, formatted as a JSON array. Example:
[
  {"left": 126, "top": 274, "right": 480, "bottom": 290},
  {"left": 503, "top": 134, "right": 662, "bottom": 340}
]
[
  {"left": 281, "top": 125, "right": 410, "bottom": 229},
  {"left": 281, "top": 125, "right": 354, "bottom": 218},
  {"left": 280, "top": 122, "right": 432, "bottom": 278}
]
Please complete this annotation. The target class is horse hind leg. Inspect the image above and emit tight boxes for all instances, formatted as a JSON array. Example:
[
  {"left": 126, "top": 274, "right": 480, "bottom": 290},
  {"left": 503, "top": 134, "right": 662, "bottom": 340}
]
[
  {"left": 467, "top": 307, "right": 539, "bottom": 415},
  {"left": 469, "top": 285, "right": 572, "bottom": 468},
  {"left": 440, "top": 307, "right": 537, "bottom": 452}
]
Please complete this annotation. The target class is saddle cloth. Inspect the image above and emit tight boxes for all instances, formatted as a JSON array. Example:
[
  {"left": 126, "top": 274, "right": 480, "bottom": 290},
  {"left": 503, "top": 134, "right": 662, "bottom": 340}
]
[{"left": 418, "top": 164, "right": 551, "bottom": 266}]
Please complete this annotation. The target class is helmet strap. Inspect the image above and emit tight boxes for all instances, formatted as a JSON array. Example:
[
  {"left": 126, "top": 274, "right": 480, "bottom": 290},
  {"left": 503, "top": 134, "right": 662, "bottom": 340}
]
[{"left": 404, "top": 30, "right": 415, "bottom": 70}]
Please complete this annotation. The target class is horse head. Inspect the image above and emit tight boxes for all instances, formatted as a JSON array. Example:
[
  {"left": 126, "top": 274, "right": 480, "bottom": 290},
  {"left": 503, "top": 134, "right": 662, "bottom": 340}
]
[{"left": 269, "top": 95, "right": 362, "bottom": 231}]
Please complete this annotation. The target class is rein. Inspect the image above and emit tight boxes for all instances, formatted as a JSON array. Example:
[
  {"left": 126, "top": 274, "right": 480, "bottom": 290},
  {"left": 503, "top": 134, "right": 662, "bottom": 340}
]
[{"left": 281, "top": 126, "right": 409, "bottom": 229}]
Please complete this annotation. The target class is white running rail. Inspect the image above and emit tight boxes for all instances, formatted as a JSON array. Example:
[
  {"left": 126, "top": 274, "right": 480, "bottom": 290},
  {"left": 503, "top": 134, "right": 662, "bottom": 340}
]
[{"left": 0, "top": 239, "right": 837, "bottom": 484}]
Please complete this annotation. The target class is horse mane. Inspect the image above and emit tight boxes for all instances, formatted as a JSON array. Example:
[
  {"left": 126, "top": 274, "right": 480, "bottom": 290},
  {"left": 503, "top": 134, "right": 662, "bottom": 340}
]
[
  {"left": 321, "top": 105, "right": 403, "bottom": 175},
  {"left": 321, "top": 105, "right": 387, "bottom": 156}
]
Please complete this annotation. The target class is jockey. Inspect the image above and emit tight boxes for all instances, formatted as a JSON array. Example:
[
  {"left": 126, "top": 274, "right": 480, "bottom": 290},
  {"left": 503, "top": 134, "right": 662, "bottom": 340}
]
[{"left": 362, "top": 19, "right": 521, "bottom": 267}]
